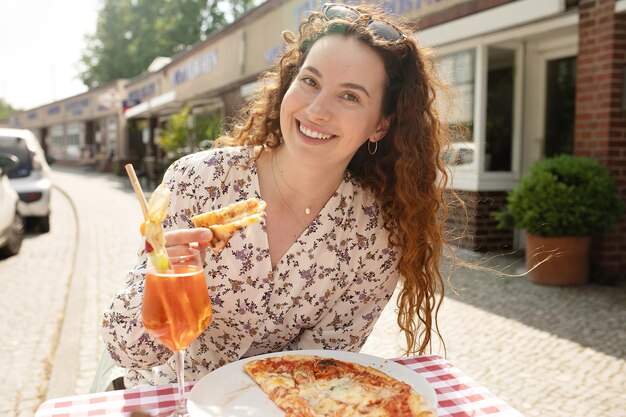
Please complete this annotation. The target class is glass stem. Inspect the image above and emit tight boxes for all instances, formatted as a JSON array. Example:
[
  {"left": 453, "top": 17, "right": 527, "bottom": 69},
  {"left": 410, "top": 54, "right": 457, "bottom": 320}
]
[{"left": 174, "top": 349, "right": 188, "bottom": 416}]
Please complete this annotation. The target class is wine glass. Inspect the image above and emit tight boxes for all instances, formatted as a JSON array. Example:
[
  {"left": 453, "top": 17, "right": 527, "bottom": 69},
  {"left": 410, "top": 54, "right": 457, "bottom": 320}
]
[{"left": 142, "top": 245, "right": 213, "bottom": 417}]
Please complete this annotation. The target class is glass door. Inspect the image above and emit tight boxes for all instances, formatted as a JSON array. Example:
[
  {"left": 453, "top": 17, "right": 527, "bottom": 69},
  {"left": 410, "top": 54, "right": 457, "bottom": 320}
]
[
  {"left": 519, "top": 32, "right": 577, "bottom": 248},
  {"left": 544, "top": 56, "right": 576, "bottom": 157},
  {"left": 522, "top": 34, "right": 577, "bottom": 176}
]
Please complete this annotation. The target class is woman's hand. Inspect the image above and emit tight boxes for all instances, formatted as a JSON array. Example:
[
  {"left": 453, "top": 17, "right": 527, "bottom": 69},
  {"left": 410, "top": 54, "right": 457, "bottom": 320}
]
[{"left": 164, "top": 228, "right": 213, "bottom": 260}]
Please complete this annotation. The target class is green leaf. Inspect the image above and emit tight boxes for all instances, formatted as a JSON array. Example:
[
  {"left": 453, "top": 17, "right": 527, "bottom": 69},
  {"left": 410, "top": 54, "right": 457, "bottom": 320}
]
[
  {"left": 496, "top": 155, "right": 623, "bottom": 237},
  {"left": 79, "top": 0, "right": 258, "bottom": 88}
]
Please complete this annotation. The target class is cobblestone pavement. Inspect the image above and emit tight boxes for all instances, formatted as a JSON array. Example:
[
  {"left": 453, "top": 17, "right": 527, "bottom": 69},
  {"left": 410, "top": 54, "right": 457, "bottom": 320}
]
[
  {"left": 362, "top": 252, "right": 626, "bottom": 417},
  {"left": 1, "top": 167, "right": 624, "bottom": 416},
  {"left": 43, "top": 168, "right": 143, "bottom": 400},
  {"left": 0, "top": 173, "right": 76, "bottom": 417},
  {"left": 0, "top": 167, "right": 141, "bottom": 417}
]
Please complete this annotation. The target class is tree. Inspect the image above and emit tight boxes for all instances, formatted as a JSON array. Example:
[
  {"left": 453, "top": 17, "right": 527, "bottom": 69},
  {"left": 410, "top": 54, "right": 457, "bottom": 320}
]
[
  {"left": 0, "top": 98, "right": 18, "bottom": 124},
  {"left": 79, "top": 0, "right": 257, "bottom": 88}
]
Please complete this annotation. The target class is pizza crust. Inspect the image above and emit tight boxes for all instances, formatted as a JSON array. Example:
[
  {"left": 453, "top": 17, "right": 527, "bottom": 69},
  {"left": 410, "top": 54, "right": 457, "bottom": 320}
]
[
  {"left": 191, "top": 198, "right": 266, "bottom": 253},
  {"left": 244, "top": 354, "right": 435, "bottom": 417}
]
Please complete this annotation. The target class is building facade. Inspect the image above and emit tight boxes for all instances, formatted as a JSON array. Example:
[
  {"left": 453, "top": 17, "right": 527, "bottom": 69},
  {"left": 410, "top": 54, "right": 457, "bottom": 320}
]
[{"left": 10, "top": 0, "right": 626, "bottom": 279}]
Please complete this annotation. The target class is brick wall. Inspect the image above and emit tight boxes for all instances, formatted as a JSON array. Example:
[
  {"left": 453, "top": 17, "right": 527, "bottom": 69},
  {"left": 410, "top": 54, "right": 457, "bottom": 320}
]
[
  {"left": 576, "top": 0, "right": 626, "bottom": 280},
  {"left": 446, "top": 190, "right": 513, "bottom": 252}
]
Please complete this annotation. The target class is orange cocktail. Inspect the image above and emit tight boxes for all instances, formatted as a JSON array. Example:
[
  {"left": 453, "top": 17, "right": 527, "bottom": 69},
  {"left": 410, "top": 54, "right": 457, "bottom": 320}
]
[{"left": 143, "top": 264, "right": 213, "bottom": 351}]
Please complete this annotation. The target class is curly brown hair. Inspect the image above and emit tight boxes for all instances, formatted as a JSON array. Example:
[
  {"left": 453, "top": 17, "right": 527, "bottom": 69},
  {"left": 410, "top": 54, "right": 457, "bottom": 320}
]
[{"left": 215, "top": 4, "right": 450, "bottom": 355}]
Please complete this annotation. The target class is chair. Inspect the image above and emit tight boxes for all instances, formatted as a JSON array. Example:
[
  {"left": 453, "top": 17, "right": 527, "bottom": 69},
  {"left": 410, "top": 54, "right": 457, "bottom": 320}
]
[{"left": 90, "top": 350, "right": 127, "bottom": 392}]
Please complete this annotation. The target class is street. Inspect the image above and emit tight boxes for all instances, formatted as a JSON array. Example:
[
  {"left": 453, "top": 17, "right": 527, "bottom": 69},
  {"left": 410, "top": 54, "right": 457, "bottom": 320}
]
[
  {"left": 1, "top": 167, "right": 625, "bottom": 417},
  {"left": 0, "top": 167, "right": 142, "bottom": 416}
]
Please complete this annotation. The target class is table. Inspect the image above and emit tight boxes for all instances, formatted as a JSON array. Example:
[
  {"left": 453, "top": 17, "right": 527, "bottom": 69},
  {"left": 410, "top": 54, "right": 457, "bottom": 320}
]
[{"left": 35, "top": 355, "right": 523, "bottom": 417}]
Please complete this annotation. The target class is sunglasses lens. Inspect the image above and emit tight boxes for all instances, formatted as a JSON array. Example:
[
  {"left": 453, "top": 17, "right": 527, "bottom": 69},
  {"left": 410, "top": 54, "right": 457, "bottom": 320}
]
[
  {"left": 324, "top": 5, "right": 360, "bottom": 22},
  {"left": 323, "top": 5, "right": 405, "bottom": 43},
  {"left": 368, "top": 21, "right": 403, "bottom": 42}
]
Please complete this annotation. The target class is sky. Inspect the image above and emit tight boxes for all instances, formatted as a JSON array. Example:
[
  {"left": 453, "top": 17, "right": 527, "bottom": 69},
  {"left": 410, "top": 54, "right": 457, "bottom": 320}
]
[{"left": 0, "top": 0, "right": 100, "bottom": 110}]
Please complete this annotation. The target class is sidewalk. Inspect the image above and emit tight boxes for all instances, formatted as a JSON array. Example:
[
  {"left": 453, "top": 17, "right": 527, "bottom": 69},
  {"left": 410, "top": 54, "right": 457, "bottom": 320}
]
[{"left": 362, "top": 250, "right": 626, "bottom": 417}]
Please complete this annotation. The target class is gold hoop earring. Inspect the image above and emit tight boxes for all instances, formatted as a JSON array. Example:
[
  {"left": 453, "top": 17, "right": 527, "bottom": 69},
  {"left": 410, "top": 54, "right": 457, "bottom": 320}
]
[{"left": 368, "top": 140, "right": 378, "bottom": 155}]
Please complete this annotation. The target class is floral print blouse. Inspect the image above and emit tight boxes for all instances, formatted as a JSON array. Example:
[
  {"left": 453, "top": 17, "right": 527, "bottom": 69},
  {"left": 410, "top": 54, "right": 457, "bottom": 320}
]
[{"left": 102, "top": 146, "right": 400, "bottom": 387}]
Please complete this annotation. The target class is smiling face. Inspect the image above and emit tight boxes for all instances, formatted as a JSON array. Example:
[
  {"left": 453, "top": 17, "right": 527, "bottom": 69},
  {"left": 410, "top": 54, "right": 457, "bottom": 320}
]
[{"left": 279, "top": 35, "right": 390, "bottom": 169}]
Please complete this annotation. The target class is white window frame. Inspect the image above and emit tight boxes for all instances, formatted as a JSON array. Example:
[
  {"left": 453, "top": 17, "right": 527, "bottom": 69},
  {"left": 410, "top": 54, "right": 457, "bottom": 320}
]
[{"left": 427, "top": 10, "right": 578, "bottom": 191}]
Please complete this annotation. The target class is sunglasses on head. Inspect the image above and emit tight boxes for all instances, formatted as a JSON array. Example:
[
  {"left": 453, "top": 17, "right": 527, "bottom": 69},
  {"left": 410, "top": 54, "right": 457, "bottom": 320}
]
[{"left": 322, "top": 3, "right": 407, "bottom": 43}]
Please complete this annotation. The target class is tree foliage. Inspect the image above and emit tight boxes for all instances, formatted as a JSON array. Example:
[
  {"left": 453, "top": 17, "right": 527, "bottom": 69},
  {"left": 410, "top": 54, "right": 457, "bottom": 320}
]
[
  {"left": 495, "top": 155, "right": 623, "bottom": 237},
  {"left": 79, "top": 0, "right": 257, "bottom": 88},
  {"left": 0, "top": 98, "right": 18, "bottom": 123}
]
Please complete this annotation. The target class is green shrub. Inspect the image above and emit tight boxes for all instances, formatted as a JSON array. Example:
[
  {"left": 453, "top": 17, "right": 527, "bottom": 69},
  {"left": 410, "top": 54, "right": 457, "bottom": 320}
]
[
  {"left": 495, "top": 155, "right": 622, "bottom": 237},
  {"left": 158, "top": 106, "right": 193, "bottom": 162}
]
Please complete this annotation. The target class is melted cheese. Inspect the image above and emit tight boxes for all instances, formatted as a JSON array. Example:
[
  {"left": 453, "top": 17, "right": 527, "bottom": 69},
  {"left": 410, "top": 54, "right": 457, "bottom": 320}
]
[
  {"left": 297, "top": 376, "right": 396, "bottom": 416},
  {"left": 267, "top": 374, "right": 295, "bottom": 389}
]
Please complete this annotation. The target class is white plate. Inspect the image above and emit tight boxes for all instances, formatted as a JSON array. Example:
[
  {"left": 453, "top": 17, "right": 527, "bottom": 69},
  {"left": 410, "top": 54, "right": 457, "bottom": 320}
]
[{"left": 187, "top": 350, "right": 437, "bottom": 417}]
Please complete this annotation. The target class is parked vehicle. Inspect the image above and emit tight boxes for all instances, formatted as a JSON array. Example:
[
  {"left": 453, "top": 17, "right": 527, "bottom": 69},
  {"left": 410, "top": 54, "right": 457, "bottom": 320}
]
[
  {"left": 0, "top": 153, "right": 24, "bottom": 257},
  {"left": 0, "top": 128, "right": 52, "bottom": 232},
  {"left": 443, "top": 142, "right": 474, "bottom": 167}
]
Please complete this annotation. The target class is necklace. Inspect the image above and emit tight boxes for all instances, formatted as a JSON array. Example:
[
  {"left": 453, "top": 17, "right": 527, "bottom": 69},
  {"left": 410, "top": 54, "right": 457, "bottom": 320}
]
[
  {"left": 272, "top": 152, "right": 306, "bottom": 229},
  {"left": 274, "top": 152, "right": 311, "bottom": 215}
]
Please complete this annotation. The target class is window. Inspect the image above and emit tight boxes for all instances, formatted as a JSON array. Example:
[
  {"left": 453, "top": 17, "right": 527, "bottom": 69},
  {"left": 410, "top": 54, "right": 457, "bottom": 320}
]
[
  {"left": 485, "top": 46, "right": 516, "bottom": 172},
  {"left": 438, "top": 50, "right": 475, "bottom": 167},
  {"left": 0, "top": 136, "right": 31, "bottom": 178},
  {"left": 50, "top": 125, "right": 65, "bottom": 160},
  {"left": 107, "top": 119, "right": 118, "bottom": 157},
  {"left": 544, "top": 57, "right": 576, "bottom": 157},
  {"left": 66, "top": 123, "right": 82, "bottom": 160}
]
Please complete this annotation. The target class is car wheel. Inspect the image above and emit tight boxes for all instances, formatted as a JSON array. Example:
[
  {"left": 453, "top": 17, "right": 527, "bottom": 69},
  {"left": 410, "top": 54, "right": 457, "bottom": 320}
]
[
  {"left": 37, "top": 215, "right": 50, "bottom": 233},
  {"left": 0, "top": 211, "right": 24, "bottom": 257}
]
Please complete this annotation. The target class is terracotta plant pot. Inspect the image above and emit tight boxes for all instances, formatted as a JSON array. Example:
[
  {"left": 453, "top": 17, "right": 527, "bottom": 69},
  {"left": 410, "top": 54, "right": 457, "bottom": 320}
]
[{"left": 525, "top": 233, "right": 591, "bottom": 286}]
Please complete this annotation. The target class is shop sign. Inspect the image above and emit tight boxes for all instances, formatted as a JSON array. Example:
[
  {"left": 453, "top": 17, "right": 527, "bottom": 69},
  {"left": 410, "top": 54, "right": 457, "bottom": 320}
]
[
  {"left": 65, "top": 97, "right": 90, "bottom": 117},
  {"left": 292, "top": 0, "right": 466, "bottom": 26},
  {"left": 129, "top": 83, "right": 156, "bottom": 101},
  {"left": 171, "top": 50, "right": 218, "bottom": 86},
  {"left": 380, "top": 0, "right": 461, "bottom": 15}
]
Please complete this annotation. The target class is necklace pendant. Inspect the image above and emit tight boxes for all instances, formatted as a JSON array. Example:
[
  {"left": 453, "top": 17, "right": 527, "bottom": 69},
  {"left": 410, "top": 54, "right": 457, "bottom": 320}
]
[{"left": 305, "top": 207, "right": 311, "bottom": 215}]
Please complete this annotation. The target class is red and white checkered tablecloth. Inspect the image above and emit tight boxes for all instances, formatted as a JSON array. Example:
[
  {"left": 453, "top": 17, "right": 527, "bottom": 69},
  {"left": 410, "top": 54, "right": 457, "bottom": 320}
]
[{"left": 35, "top": 355, "right": 523, "bottom": 417}]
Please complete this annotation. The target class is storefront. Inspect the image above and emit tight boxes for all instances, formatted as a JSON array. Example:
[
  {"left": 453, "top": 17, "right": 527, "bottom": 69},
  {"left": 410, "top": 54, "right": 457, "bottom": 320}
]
[
  {"left": 10, "top": 81, "right": 127, "bottom": 170},
  {"left": 417, "top": 0, "right": 579, "bottom": 251},
  {"left": 10, "top": 0, "right": 625, "bottom": 278},
  {"left": 414, "top": 0, "right": 624, "bottom": 278}
]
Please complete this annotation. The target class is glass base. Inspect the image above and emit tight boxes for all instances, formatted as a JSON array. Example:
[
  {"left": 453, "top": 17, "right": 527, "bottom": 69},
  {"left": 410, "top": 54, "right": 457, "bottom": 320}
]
[
  {"left": 168, "top": 405, "right": 189, "bottom": 417},
  {"left": 170, "top": 349, "right": 188, "bottom": 417}
]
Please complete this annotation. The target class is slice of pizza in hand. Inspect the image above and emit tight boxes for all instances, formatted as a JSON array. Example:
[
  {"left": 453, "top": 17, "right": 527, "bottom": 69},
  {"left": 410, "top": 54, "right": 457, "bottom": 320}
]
[
  {"left": 191, "top": 198, "right": 266, "bottom": 254},
  {"left": 244, "top": 354, "right": 435, "bottom": 417}
]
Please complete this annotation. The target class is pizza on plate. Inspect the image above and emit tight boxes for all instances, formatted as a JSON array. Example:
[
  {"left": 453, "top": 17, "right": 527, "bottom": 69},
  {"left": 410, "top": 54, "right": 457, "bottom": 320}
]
[
  {"left": 243, "top": 354, "right": 435, "bottom": 417},
  {"left": 191, "top": 198, "right": 266, "bottom": 254}
]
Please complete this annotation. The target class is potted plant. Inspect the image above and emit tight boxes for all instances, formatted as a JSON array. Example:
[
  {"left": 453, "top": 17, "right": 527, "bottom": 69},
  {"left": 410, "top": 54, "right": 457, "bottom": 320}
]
[{"left": 495, "top": 155, "right": 622, "bottom": 285}]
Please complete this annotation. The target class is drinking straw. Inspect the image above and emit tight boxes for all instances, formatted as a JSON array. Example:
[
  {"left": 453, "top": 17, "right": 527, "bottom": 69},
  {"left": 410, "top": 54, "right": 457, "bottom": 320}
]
[
  {"left": 125, "top": 164, "right": 149, "bottom": 220},
  {"left": 125, "top": 163, "right": 189, "bottom": 350}
]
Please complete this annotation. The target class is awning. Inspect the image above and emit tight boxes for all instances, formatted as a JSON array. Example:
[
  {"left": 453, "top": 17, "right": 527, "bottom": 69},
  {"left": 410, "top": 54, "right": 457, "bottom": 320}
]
[
  {"left": 124, "top": 91, "right": 178, "bottom": 119},
  {"left": 416, "top": 0, "right": 568, "bottom": 48}
]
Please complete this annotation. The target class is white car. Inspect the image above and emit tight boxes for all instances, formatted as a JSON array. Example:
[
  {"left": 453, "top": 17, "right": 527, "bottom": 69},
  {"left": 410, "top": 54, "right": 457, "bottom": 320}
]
[
  {"left": 0, "top": 128, "right": 52, "bottom": 232},
  {"left": 443, "top": 142, "right": 475, "bottom": 167},
  {"left": 0, "top": 153, "right": 24, "bottom": 256}
]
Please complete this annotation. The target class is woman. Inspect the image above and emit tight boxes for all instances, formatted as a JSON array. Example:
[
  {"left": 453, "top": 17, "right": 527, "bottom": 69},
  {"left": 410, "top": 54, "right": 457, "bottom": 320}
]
[{"left": 103, "top": 3, "right": 450, "bottom": 387}]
